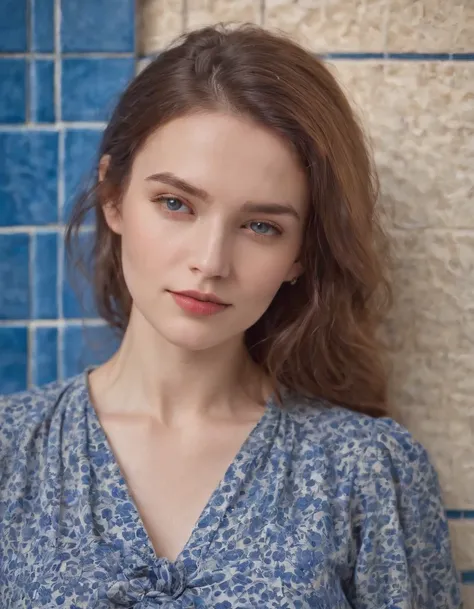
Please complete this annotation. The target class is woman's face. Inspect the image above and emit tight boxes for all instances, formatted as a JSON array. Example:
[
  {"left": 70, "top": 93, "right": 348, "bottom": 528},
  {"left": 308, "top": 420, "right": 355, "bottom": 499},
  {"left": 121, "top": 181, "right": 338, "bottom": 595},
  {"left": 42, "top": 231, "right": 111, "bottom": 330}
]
[{"left": 104, "top": 111, "right": 308, "bottom": 351}]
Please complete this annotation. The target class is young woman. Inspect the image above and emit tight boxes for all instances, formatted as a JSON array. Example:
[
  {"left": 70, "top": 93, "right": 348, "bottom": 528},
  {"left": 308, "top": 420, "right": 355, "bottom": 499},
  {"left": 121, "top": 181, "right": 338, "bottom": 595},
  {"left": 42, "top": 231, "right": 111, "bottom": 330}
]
[{"left": 0, "top": 24, "right": 461, "bottom": 608}]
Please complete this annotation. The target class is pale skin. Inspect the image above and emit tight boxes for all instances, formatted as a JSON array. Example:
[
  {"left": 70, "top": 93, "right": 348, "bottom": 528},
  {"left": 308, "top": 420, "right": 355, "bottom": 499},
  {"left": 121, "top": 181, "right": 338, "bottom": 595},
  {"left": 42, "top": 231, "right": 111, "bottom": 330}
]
[{"left": 88, "top": 110, "right": 308, "bottom": 562}]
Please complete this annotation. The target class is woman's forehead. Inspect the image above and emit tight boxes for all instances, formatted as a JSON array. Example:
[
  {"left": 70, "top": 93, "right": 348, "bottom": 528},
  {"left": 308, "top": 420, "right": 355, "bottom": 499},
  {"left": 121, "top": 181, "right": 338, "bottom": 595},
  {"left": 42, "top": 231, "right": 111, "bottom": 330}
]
[{"left": 132, "top": 112, "right": 308, "bottom": 207}]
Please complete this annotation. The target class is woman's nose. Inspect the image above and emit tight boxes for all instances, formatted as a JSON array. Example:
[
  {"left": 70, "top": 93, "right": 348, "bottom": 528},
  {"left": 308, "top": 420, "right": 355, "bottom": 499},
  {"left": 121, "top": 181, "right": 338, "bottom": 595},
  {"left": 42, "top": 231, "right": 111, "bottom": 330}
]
[{"left": 189, "top": 224, "right": 232, "bottom": 279}]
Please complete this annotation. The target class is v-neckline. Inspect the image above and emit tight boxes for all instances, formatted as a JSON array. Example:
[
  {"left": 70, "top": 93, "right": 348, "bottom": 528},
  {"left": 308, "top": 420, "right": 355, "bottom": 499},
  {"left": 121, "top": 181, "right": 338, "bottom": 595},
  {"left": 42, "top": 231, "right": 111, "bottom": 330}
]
[{"left": 81, "top": 369, "right": 282, "bottom": 572}]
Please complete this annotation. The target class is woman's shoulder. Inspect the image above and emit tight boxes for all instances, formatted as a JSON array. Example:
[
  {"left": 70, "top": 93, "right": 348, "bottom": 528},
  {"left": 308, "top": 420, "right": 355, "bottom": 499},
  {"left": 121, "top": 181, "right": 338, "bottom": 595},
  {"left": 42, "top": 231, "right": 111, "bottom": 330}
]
[
  {"left": 0, "top": 374, "right": 86, "bottom": 454},
  {"left": 283, "top": 393, "right": 429, "bottom": 477}
]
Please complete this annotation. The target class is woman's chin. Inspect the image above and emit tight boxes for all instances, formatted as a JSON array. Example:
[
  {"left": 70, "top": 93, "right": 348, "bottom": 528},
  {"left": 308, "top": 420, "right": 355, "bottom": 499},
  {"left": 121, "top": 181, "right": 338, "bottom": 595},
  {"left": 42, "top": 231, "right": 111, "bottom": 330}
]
[{"left": 156, "top": 323, "right": 229, "bottom": 352}]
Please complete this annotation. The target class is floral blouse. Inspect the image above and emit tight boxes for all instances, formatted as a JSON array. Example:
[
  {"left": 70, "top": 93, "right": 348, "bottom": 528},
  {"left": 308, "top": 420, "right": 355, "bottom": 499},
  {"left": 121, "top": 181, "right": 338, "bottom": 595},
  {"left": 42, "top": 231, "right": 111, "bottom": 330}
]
[{"left": 0, "top": 371, "right": 462, "bottom": 608}]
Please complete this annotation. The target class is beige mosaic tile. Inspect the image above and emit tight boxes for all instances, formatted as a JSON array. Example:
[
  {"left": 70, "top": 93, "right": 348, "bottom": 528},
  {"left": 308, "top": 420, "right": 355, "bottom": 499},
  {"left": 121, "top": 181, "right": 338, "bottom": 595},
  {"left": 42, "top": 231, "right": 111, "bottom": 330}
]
[
  {"left": 386, "top": 0, "right": 465, "bottom": 52},
  {"left": 411, "top": 232, "right": 474, "bottom": 352},
  {"left": 138, "top": 0, "right": 184, "bottom": 55},
  {"left": 186, "top": 0, "right": 261, "bottom": 30},
  {"left": 264, "top": 0, "right": 387, "bottom": 52},
  {"left": 449, "top": 521, "right": 474, "bottom": 571},
  {"left": 462, "top": 586, "right": 474, "bottom": 609},
  {"left": 445, "top": 353, "right": 474, "bottom": 418},
  {"left": 388, "top": 352, "right": 447, "bottom": 409},
  {"left": 453, "top": 3, "right": 474, "bottom": 52},
  {"left": 330, "top": 61, "right": 474, "bottom": 230}
]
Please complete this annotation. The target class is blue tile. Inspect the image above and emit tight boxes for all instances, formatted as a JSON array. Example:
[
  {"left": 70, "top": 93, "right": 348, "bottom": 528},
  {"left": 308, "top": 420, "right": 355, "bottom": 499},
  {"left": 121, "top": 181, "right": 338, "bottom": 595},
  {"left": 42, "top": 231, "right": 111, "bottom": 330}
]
[
  {"left": 64, "top": 129, "right": 102, "bottom": 222},
  {"left": 0, "top": 234, "right": 30, "bottom": 320},
  {"left": 0, "top": 327, "right": 28, "bottom": 395},
  {"left": 0, "top": 131, "right": 58, "bottom": 226},
  {"left": 462, "top": 571, "right": 474, "bottom": 584},
  {"left": 61, "top": 58, "right": 135, "bottom": 122},
  {"left": 32, "top": 232, "right": 58, "bottom": 319},
  {"left": 0, "top": 59, "right": 27, "bottom": 123},
  {"left": 32, "top": 0, "right": 55, "bottom": 52},
  {"left": 63, "top": 231, "right": 98, "bottom": 319},
  {"left": 30, "top": 60, "right": 55, "bottom": 123},
  {"left": 61, "top": 0, "right": 134, "bottom": 52},
  {"left": 322, "top": 53, "right": 385, "bottom": 60},
  {"left": 62, "top": 324, "right": 119, "bottom": 379},
  {"left": 0, "top": 0, "right": 27, "bottom": 52},
  {"left": 32, "top": 326, "right": 58, "bottom": 386},
  {"left": 387, "top": 52, "right": 451, "bottom": 61}
]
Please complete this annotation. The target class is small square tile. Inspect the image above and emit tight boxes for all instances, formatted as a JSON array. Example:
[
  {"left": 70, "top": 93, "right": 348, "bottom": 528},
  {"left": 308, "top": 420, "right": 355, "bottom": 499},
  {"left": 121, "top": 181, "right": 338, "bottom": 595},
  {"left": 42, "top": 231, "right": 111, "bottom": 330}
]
[
  {"left": 32, "top": 232, "right": 58, "bottom": 319},
  {"left": 32, "top": 326, "right": 58, "bottom": 386},
  {"left": 62, "top": 324, "right": 120, "bottom": 379},
  {"left": 32, "top": 0, "right": 55, "bottom": 52},
  {"left": 264, "top": 0, "right": 386, "bottom": 52},
  {"left": 0, "top": 327, "right": 28, "bottom": 395},
  {"left": 462, "top": 584, "right": 474, "bottom": 609},
  {"left": 64, "top": 129, "right": 103, "bottom": 222},
  {"left": 0, "top": 131, "right": 58, "bottom": 226},
  {"left": 0, "top": 234, "right": 30, "bottom": 320},
  {"left": 138, "top": 0, "right": 184, "bottom": 54},
  {"left": 187, "top": 0, "right": 261, "bottom": 30},
  {"left": 30, "top": 60, "right": 55, "bottom": 123},
  {"left": 386, "top": 0, "right": 464, "bottom": 53},
  {"left": 0, "top": 0, "right": 27, "bottom": 52},
  {"left": 61, "top": 0, "right": 135, "bottom": 52},
  {"left": 63, "top": 231, "right": 98, "bottom": 319},
  {"left": 0, "top": 59, "right": 27, "bottom": 123},
  {"left": 61, "top": 58, "right": 136, "bottom": 122}
]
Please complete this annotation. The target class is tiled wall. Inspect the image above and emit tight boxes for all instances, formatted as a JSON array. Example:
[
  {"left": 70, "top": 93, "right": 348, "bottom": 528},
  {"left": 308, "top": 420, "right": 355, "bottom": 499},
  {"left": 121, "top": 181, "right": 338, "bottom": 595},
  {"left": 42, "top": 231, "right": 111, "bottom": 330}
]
[
  {"left": 1, "top": 0, "right": 473, "bottom": 603},
  {"left": 0, "top": 0, "right": 134, "bottom": 393},
  {"left": 141, "top": 0, "right": 474, "bottom": 603}
]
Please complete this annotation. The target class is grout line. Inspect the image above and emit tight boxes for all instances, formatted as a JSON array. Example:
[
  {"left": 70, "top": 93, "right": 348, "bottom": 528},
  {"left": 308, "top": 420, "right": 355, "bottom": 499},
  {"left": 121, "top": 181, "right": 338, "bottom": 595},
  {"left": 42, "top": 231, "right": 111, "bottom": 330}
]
[
  {"left": 0, "top": 52, "right": 135, "bottom": 59},
  {"left": 28, "top": 324, "right": 36, "bottom": 388},
  {"left": 0, "top": 225, "right": 94, "bottom": 234},
  {"left": 134, "top": 51, "right": 474, "bottom": 62},
  {"left": 0, "top": 319, "right": 108, "bottom": 328},
  {"left": 0, "top": 122, "right": 107, "bottom": 131},
  {"left": 1, "top": 51, "right": 474, "bottom": 61},
  {"left": 25, "top": 0, "right": 33, "bottom": 123},
  {"left": 380, "top": 0, "right": 390, "bottom": 58},
  {"left": 27, "top": 228, "right": 36, "bottom": 387},
  {"left": 54, "top": 0, "right": 64, "bottom": 382},
  {"left": 182, "top": 0, "right": 188, "bottom": 32},
  {"left": 53, "top": 0, "right": 61, "bottom": 122}
]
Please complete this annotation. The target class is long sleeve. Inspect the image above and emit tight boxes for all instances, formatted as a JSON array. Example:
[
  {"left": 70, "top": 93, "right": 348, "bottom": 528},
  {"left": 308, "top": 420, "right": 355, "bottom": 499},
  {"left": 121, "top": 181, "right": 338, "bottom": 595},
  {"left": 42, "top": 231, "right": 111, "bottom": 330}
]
[{"left": 346, "top": 418, "right": 462, "bottom": 609}]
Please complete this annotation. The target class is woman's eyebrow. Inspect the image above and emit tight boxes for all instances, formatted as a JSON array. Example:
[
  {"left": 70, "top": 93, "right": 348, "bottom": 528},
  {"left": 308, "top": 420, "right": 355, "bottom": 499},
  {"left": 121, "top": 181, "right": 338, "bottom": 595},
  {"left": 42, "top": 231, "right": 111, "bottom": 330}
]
[
  {"left": 145, "top": 172, "right": 210, "bottom": 201},
  {"left": 240, "top": 202, "right": 300, "bottom": 220},
  {"left": 146, "top": 171, "right": 300, "bottom": 220}
]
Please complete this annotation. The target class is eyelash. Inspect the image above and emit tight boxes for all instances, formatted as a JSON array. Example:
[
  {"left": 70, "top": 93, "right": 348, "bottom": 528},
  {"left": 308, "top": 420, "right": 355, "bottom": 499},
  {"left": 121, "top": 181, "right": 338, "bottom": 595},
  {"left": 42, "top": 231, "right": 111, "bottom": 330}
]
[{"left": 151, "top": 195, "right": 283, "bottom": 237}]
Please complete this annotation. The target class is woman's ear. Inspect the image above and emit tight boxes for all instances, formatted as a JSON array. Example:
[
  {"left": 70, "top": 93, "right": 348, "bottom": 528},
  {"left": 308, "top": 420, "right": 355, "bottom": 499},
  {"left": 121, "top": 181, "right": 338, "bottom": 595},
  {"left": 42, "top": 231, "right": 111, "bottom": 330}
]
[
  {"left": 99, "top": 155, "right": 123, "bottom": 235},
  {"left": 98, "top": 154, "right": 110, "bottom": 183},
  {"left": 285, "top": 260, "right": 303, "bottom": 284}
]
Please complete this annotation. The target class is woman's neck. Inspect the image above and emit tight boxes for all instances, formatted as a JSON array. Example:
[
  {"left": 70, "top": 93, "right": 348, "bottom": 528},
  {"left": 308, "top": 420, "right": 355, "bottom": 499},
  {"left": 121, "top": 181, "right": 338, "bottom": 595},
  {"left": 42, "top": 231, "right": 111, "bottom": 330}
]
[{"left": 89, "top": 307, "right": 270, "bottom": 426}]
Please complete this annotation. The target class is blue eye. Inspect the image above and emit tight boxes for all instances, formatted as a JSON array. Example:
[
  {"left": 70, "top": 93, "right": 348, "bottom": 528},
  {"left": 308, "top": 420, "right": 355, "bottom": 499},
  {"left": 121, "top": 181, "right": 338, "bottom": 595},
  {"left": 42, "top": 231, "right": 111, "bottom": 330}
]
[
  {"left": 164, "top": 197, "right": 189, "bottom": 212},
  {"left": 248, "top": 221, "right": 280, "bottom": 236},
  {"left": 154, "top": 196, "right": 191, "bottom": 213}
]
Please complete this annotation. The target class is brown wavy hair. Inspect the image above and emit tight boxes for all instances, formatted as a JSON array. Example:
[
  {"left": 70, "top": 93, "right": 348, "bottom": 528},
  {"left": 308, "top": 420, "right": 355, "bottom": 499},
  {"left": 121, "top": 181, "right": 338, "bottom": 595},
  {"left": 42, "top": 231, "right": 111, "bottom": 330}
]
[{"left": 66, "top": 23, "right": 391, "bottom": 417}]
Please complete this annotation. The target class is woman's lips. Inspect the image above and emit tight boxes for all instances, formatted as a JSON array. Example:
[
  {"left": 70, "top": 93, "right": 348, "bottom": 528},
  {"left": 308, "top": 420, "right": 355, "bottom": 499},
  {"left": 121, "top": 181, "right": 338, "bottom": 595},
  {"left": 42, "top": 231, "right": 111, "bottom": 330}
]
[{"left": 169, "top": 291, "right": 229, "bottom": 316}]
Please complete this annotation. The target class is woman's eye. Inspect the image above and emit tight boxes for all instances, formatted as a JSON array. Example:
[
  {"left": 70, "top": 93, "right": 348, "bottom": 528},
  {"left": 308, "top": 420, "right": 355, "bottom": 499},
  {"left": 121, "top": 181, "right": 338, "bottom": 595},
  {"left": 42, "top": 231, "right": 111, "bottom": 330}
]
[
  {"left": 247, "top": 221, "right": 281, "bottom": 236},
  {"left": 155, "top": 196, "right": 191, "bottom": 213}
]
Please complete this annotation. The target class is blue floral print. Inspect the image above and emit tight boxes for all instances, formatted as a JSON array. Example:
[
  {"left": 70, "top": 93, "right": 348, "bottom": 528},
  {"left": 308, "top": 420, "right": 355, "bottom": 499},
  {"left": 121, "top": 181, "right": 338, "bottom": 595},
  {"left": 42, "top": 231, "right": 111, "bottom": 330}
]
[{"left": 0, "top": 371, "right": 462, "bottom": 608}]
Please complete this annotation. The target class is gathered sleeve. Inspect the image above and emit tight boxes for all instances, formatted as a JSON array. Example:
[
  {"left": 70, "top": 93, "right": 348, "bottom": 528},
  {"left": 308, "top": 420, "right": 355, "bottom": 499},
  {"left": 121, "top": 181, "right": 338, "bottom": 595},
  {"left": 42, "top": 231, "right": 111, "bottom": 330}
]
[{"left": 345, "top": 418, "right": 462, "bottom": 609}]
